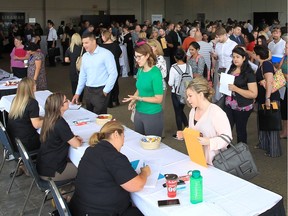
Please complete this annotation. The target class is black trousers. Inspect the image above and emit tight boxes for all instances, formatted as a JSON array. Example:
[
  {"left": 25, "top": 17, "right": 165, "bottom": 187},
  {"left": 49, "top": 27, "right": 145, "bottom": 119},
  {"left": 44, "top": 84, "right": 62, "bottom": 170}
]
[
  {"left": 224, "top": 105, "right": 253, "bottom": 143},
  {"left": 171, "top": 93, "right": 188, "bottom": 130},
  {"left": 85, "top": 86, "right": 110, "bottom": 115},
  {"left": 12, "top": 67, "right": 27, "bottom": 78},
  {"left": 47, "top": 41, "right": 56, "bottom": 66}
]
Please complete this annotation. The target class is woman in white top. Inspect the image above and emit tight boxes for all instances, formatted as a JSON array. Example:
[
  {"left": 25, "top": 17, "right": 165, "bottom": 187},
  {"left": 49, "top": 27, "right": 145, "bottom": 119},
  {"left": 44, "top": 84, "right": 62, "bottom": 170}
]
[
  {"left": 177, "top": 77, "right": 232, "bottom": 165},
  {"left": 168, "top": 48, "right": 193, "bottom": 139}
]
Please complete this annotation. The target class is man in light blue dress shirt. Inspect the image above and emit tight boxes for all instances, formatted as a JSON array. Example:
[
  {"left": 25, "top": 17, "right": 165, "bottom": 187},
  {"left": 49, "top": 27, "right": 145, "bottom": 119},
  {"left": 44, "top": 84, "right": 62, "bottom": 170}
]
[{"left": 72, "top": 32, "right": 117, "bottom": 114}]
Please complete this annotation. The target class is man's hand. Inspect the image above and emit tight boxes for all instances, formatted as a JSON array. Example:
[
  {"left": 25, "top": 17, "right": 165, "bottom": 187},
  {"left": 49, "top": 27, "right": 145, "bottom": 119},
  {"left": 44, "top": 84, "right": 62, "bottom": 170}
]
[{"left": 71, "top": 94, "right": 80, "bottom": 104}]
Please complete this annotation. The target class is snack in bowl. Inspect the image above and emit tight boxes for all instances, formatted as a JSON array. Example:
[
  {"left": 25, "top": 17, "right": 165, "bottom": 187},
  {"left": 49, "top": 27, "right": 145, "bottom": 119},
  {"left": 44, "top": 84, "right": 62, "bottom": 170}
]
[
  {"left": 96, "top": 114, "right": 113, "bottom": 125},
  {"left": 140, "top": 135, "right": 161, "bottom": 150},
  {"left": 4, "top": 81, "right": 20, "bottom": 86}
]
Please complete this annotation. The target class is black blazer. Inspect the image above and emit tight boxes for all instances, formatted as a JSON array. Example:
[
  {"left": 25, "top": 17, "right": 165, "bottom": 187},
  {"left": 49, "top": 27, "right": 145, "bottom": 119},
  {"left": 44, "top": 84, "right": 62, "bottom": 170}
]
[{"left": 229, "top": 34, "right": 245, "bottom": 45}]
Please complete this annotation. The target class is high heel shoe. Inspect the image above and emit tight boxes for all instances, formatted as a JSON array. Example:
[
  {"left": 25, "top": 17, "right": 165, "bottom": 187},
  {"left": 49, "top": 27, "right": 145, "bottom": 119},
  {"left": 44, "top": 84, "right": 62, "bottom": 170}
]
[{"left": 19, "top": 164, "right": 30, "bottom": 177}]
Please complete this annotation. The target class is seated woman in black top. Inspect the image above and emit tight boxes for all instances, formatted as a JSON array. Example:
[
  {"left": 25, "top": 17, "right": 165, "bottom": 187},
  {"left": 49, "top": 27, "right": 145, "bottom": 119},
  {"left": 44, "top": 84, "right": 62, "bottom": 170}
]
[
  {"left": 224, "top": 46, "right": 257, "bottom": 143},
  {"left": 69, "top": 120, "right": 151, "bottom": 216},
  {"left": 8, "top": 77, "right": 43, "bottom": 152},
  {"left": 36, "top": 93, "right": 83, "bottom": 181},
  {"left": 8, "top": 77, "right": 43, "bottom": 176}
]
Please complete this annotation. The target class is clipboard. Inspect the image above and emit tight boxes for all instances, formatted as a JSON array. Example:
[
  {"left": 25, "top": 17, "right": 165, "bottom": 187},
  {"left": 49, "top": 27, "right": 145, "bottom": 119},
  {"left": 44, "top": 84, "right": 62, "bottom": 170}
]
[{"left": 183, "top": 128, "right": 207, "bottom": 167}]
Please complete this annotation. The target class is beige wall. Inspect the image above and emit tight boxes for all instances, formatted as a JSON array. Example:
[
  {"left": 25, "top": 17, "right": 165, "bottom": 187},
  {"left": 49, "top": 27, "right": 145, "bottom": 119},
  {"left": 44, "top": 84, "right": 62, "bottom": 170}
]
[{"left": 1, "top": 0, "right": 287, "bottom": 28}]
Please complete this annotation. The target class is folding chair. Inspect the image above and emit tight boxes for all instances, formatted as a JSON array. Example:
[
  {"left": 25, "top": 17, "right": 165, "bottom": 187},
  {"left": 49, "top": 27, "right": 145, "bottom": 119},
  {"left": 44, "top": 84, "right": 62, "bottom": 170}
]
[
  {"left": 15, "top": 138, "right": 73, "bottom": 216},
  {"left": 48, "top": 179, "right": 72, "bottom": 216},
  {"left": 0, "top": 121, "right": 37, "bottom": 194}
]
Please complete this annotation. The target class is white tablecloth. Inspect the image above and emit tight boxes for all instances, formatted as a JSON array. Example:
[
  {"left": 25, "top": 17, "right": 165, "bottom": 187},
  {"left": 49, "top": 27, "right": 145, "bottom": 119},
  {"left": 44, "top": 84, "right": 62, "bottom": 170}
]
[{"left": 0, "top": 91, "right": 283, "bottom": 216}]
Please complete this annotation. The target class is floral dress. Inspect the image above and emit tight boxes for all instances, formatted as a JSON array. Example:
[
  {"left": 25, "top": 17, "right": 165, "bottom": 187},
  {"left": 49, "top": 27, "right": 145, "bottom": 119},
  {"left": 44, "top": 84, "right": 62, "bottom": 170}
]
[{"left": 27, "top": 51, "right": 47, "bottom": 90}]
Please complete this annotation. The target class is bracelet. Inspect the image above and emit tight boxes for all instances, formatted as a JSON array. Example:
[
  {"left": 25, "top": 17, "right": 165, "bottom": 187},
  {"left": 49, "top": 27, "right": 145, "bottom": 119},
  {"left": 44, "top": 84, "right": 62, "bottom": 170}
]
[
  {"left": 138, "top": 97, "right": 143, "bottom": 102},
  {"left": 265, "top": 97, "right": 270, "bottom": 100}
]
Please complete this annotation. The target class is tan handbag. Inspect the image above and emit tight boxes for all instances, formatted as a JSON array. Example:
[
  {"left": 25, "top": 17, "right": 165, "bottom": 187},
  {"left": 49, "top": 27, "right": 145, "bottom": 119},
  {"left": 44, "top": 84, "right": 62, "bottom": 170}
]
[
  {"left": 261, "top": 62, "right": 286, "bottom": 93},
  {"left": 76, "top": 47, "right": 84, "bottom": 72}
]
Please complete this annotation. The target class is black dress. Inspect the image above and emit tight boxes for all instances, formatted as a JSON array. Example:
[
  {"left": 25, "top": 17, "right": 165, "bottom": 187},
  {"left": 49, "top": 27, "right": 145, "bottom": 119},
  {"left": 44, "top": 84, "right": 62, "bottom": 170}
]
[{"left": 7, "top": 98, "right": 40, "bottom": 152}]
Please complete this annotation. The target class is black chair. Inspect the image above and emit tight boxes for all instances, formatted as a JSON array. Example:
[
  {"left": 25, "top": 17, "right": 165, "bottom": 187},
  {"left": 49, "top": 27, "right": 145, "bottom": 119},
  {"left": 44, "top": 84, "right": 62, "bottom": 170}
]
[
  {"left": 48, "top": 179, "right": 72, "bottom": 216},
  {"left": 0, "top": 121, "right": 38, "bottom": 194},
  {"left": 15, "top": 138, "right": 73, "bottom": 216}
]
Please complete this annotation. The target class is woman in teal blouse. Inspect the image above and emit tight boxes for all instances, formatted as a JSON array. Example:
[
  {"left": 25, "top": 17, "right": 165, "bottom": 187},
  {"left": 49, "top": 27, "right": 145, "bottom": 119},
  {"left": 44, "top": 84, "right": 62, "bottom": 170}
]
[{"left": 123, "top": 44, "right": 164, "bottom": 137}]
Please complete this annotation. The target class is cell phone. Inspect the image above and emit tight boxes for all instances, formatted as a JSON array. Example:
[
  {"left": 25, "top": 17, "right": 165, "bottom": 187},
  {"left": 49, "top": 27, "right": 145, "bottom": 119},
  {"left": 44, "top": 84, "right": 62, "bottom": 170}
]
[{"left": 158, "top": 199, "right": 180, "bottom": 207}]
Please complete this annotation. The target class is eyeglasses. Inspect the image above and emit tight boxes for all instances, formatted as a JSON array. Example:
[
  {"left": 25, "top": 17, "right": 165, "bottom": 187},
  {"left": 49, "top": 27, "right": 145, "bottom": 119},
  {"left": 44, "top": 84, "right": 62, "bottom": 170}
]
[
  {"left": 134, "top": 55, "right": 143, "bottom": 60},
  {"left": 63, "top": 99, "right": 69, "bottom": 105}
]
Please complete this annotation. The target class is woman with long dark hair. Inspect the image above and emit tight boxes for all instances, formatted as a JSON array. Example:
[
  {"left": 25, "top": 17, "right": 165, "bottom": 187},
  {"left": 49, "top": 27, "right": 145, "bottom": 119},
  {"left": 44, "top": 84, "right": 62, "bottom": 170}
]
[
  {"left": 254, "top": 45, "right": 281, "bottom": 157},
  {"left": 36, "top": 93, "right": 83, "bottom": 181},
  {"left": 224, "top": 47, "right": 257, "bottom": 143}
]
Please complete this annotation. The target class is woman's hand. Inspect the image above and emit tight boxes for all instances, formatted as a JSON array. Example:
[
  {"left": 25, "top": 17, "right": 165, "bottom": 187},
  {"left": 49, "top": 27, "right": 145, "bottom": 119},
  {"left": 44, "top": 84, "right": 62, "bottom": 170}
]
[
  {"left": 128, "top": 101, "right": 136, "bottom": 111},
  {"left": 197, "top": 137, "right": 210, "bottom": 146},
  {"left": 265, "top": 98, "right": 271, "bottom": 109},
  {"left": 75, "top": 135, "right": 83, "bottom": 143},
  {"left": 228, "top": 84, "right": 238, "bottom": 92},
  {"left": 140, "top": 165, "right": 151, "bottom": 177},
  {"left": 176, "top": 131, "right": 184, "bottom": 140},
  {"left": 123, "top": 95, "right": 139, "bottom": 102}
]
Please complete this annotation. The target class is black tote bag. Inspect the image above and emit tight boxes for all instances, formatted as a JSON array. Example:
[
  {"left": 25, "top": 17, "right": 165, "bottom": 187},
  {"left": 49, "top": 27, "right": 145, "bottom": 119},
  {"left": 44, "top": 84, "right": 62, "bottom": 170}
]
[{"left": 258, "top": 103, "right": 282, "bottom": 131}]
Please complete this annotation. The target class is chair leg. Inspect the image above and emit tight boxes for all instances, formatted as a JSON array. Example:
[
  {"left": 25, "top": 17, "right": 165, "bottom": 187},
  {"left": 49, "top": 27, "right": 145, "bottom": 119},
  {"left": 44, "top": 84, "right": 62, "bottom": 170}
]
[
  {"left": 20, "top": 178, "right": 35, "bottom": 216},
  {"left": 38, "top": 189, "right": 50, "bottom": 216},
  {"left": 6, "top": 158, "right": 22, "bottom": 194},
  {"left": 0, "top": 149, "right": 7, "bottom": 174}
]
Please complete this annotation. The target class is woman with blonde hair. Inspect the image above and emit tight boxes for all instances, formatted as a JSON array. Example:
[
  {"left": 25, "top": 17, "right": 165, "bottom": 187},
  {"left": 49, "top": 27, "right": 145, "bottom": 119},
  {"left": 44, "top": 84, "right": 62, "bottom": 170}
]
[
  {"left": 7, "top": 78, "right": 43, "bottom": 176},
  {"left": 69, "top": 120, "right": 150, "bottom": 215},
  {"left": 177, "top": 77, "right": 232, "bottom": 165},
  {"left": 36, "top": 93, "right": 83, "bottom": 181},
  {"left": 65, "top": 33, "right": 85, "bottom": 102},
  {"left": 123, "top": 44, "right": 164, "bottom": 137},
  {"left": 8, "top": 77, "right": 42, "bottom": 152},
  {"left": 101, "top": 29, "right": 122, "bottom": 107}
]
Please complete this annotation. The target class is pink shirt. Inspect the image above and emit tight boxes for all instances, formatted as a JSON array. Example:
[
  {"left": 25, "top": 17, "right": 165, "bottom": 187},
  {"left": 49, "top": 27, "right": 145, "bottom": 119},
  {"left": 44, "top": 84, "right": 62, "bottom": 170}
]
[
  {"left": 10, "top": 45, "right": 27, "bottom": 68},
  {"left": 188, "top": 103, "right": 232, "bottom": 165}
]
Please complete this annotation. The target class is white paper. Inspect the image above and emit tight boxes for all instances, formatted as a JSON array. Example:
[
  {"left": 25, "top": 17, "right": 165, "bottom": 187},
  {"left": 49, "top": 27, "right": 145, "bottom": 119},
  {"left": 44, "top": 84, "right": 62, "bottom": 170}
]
[
  {"left": 69, "top": 102, "right": 81, "bottom": 110},
  {"left": 134, "top": 159, "right": 161, "bottom": 188},
  {"left": 219, "top": 73, "right": 235, "bottom": 96}
]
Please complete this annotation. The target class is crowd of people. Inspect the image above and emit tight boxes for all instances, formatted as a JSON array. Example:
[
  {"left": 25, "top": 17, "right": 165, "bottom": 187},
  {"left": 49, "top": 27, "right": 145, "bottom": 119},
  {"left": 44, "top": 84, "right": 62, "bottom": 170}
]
[{"left": 2, "top": 16, "right": 287, "bottom": 215}]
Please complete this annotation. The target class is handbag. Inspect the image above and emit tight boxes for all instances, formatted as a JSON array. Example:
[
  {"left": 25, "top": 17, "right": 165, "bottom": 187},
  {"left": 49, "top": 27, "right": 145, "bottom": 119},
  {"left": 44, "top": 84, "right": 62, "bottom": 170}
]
[
  {"left": 212, "top": 134, "right": 258, "bottom": 180},
  {"left": 48, "top": 47, "right": 60, "bottom": 57},
  {"left": 76, "top": 47, "right": 84, "bottom": 72},
  {"left": 258, "top": 103, "right": 282, "bottom": 131},
  {"left": 261, "top": 64, "right": 286, "bottom": 93}
]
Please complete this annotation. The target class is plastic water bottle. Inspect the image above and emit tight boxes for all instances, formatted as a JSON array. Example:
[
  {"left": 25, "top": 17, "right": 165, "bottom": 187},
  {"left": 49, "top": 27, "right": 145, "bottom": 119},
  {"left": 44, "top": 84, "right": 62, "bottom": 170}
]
[{"left": 190, "top": 170, "right": 203, "bottom": 204}]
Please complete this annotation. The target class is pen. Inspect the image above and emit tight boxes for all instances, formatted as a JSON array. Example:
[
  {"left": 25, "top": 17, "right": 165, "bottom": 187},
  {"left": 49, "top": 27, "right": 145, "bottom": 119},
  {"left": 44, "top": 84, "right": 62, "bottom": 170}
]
[{"left": 143, "top": 162, "right": 146, "bottom": 167}]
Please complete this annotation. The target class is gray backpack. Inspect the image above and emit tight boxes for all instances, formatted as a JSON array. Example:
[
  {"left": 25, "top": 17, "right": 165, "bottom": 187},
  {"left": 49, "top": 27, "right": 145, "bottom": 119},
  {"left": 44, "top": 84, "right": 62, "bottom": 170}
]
[{"left": 173, "top": 64, "right": 192, "bottom": 104}]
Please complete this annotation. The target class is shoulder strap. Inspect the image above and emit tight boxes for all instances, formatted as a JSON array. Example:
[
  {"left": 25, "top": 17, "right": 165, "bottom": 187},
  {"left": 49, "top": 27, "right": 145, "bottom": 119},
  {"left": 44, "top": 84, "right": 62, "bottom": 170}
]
[
  {"left": 80, "top": 46, "right": 84, "bottom": 56},
  {"left": 173, "top": 64, "right": 183, "bottom": 75},
  {"left": 219, "top": 134, "right": 232, "bottom": 144}
]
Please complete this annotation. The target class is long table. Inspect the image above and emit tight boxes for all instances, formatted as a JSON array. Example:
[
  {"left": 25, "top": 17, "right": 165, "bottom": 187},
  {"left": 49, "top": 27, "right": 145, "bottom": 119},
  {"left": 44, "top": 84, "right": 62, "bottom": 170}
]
[{"left": 0, "top": 91, "right": 285, "bottom": 216}]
